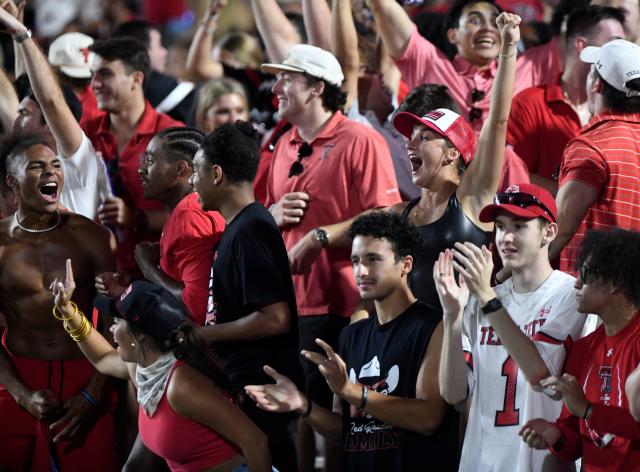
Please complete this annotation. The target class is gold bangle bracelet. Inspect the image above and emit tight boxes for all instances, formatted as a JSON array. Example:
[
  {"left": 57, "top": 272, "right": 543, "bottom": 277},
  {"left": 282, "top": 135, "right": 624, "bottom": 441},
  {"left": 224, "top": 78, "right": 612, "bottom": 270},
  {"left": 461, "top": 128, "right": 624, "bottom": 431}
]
[{"left": 53, "top": 301, "right": 78, "bottom": 321}]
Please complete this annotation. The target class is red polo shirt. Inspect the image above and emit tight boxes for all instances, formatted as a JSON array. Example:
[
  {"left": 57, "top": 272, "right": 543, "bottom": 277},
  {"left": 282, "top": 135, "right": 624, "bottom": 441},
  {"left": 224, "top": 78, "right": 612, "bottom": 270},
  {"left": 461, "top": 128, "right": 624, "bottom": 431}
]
[
  {"left": 559, "top": 111, "right": 640, "bottom": 275},
  {"left": 265, "top": 112, "right": 401, "bottom": 317},
  {"left": 508, "top": 81, "right": 581, "bottom": 181},
  {"left": 84, "top": 101, "right": 183, "bottom": 274}
]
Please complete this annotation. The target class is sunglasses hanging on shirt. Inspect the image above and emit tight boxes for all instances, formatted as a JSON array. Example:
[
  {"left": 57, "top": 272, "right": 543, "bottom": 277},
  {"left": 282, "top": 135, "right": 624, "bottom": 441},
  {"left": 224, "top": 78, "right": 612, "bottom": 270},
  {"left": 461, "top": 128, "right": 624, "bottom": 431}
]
[{"left": 288, "top": 143, "right": 313, "bottom": 178}]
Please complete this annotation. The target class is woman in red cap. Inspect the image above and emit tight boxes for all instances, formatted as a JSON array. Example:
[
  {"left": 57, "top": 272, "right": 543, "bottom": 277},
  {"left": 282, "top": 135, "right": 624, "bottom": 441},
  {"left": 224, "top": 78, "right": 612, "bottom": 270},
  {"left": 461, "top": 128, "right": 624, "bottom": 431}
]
[
  {"left": 49, "top": 260, "right": 272, "bottom": 472},
  {"left": 387, "top": 11, "right": 521, "bottom": 308}
]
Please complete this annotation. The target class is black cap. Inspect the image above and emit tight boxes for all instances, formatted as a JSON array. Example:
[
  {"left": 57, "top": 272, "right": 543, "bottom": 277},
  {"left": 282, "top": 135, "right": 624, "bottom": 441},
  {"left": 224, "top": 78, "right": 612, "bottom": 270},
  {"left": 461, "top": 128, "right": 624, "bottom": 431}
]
[{"left": 94, "top": 281, "right": 184, "bottom": 341}]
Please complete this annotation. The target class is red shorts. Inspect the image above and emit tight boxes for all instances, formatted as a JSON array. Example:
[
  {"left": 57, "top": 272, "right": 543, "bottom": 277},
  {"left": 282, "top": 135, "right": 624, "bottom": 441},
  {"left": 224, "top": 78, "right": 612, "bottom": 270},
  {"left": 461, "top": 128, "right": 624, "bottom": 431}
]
[{"left": 0, "top": 339, "right": 119, "bottom": 471}]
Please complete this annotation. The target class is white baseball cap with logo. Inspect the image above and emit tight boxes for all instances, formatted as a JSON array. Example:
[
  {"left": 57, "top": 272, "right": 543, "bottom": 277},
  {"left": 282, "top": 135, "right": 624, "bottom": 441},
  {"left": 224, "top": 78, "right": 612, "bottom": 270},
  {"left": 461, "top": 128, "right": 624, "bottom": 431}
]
[
  {"left": 261, "top": 44, "right": 344, "bottom": 87},
  {"left": 580, "top": 39, "right": 640, "bottom": 97},
  {"left": 48, "top": 32, "right": 95, "bottom": 79}
]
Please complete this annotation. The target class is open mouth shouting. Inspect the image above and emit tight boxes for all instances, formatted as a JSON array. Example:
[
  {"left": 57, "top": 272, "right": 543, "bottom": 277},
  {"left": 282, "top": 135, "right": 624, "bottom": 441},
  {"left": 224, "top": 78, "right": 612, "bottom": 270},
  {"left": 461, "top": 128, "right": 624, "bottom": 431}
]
[
  {"left": 409, "top": 155, "right": 423, "bottom": 174},
  {"left": 39, "top": 181, "right": 59, "bottom": 203}
]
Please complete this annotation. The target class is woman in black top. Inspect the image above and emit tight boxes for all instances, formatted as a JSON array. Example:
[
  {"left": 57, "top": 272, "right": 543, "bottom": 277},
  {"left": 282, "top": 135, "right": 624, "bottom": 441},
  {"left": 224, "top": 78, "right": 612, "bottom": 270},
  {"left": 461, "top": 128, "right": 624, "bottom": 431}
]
[{"left": 382, "top": 13, "right": 521, "bottom": 307}]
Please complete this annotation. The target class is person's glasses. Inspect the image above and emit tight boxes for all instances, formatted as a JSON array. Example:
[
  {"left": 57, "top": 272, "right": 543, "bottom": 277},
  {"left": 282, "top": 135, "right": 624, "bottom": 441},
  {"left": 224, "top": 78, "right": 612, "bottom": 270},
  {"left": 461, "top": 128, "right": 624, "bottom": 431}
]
[
  {"left": 469, "top": 88, "right": 485, "bottom": 123},
  {"left": 494, "top": 192, "right": 557, "bottom": 222},
  {"left": 578, "top": 263, "right": 599, "bottom": 284},
  {"left": 288, "top": 143, "right": 313, "bottom": 178}
]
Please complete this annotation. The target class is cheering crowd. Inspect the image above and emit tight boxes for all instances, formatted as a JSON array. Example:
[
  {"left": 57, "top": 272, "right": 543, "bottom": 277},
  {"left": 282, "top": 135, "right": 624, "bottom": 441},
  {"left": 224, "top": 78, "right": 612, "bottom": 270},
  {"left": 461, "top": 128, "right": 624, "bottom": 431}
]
[{"left": 0, "top": 0, "right": 639, "bottom": 471}]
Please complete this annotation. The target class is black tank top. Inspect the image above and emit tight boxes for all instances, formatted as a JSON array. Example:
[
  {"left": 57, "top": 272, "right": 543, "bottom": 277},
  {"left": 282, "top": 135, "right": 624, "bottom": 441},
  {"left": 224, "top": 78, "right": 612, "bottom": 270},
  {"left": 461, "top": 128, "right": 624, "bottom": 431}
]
[
  {"left": 339, "top": 301, "right": 459, "bottom": 471},
  {"left": 402, "top": 194, "right": 490, "bottom": 308}
]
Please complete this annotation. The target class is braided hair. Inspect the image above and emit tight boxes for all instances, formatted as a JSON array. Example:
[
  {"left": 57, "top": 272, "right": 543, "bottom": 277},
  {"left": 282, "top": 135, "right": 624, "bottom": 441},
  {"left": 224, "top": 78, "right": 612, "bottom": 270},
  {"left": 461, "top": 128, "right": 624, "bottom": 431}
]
[{"left": 155, "top": 127, "right": 205, "bottom": 165}]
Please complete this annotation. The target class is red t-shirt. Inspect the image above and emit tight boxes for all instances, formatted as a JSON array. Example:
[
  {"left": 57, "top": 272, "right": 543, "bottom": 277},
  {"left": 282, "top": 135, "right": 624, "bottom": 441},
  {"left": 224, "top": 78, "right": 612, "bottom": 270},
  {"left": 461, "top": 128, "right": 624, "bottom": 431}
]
[
  {"left": 395, "top": 25, "right": 561, "bottom": 132},
  {"left": 265, "top": 112, "right": 401, "bottom": 317},
  {"left": 160, "top": 193, "right": 225, "bottom": 326},
  {"left": 558, "top": 112, "right": 640, "bottom": 276},
  {"left": 508, "top": 81, "right": 581, "bottom": 181},
  {"left": 84, "top": 102, "right": 183, "bottom": 274},
  {"left": 551, "top": 314, "right": 640, "bottom": 471}
]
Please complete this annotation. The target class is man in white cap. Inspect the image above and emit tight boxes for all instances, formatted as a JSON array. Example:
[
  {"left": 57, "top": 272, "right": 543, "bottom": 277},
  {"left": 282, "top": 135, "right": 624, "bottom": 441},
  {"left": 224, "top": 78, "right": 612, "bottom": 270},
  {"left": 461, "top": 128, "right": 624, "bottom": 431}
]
[
  {"left": 48, "top": 32, "right": 103, "bottom": 128},
  {"left": 550, "top": 39, "right": 640, "bottom": 276},
  {"left": 261, "top": 44, "right": 401, "bottom": 469}
]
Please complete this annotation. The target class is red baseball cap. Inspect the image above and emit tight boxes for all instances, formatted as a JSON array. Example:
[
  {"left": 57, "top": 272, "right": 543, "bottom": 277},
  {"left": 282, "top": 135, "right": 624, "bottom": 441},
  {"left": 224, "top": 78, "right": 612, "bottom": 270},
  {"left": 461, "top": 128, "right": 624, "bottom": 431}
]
[
  {"left": 392, "top": 108, "right": 477, "bottom": 164},
  {"left": 479, "top": 183, "right": 558, "bottom": 223}
]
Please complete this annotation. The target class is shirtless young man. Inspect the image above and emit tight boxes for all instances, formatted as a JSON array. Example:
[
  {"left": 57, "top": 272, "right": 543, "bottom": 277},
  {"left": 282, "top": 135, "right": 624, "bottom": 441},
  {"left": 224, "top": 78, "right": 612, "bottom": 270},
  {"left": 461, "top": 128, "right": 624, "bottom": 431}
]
[{"left": 0, "top": 132, "right": 118, "bottom": 471}]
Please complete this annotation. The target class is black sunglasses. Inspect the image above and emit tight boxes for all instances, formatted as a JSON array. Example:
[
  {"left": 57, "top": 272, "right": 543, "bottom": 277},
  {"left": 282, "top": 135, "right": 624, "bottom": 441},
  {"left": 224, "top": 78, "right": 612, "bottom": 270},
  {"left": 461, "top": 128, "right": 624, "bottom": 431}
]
[
  {"left": 469, "top": 88, "right": 485, "bottom": 122},
  {"left": 578, "top": 263, "right": 599, "bottom": 284},
  {"left": 288, "top": 143, "right": 313, "bottom": 178},
  {"left": 494, "top": 192, "right": 556, "bottom": 222}
]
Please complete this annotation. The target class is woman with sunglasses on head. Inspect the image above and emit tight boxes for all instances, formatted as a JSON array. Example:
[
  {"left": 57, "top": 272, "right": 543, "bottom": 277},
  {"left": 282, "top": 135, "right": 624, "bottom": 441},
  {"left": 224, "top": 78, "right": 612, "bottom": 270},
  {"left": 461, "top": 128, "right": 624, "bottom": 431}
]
[{"left": 50, "top": 260, "right": 272, "bottom": 472}]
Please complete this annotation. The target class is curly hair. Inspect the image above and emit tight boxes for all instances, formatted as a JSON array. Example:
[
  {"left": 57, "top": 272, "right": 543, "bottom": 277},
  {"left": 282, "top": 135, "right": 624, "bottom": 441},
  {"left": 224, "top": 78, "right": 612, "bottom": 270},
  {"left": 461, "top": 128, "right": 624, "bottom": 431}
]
[
  {"left": 577, "top": 229, "right": 640, "bottom": 307},
  {"left": 200, "top": 121, "right": 260, "bottom": 183},
  {"left": 348, "top": 210, "right": 423, "bottom": 261}
]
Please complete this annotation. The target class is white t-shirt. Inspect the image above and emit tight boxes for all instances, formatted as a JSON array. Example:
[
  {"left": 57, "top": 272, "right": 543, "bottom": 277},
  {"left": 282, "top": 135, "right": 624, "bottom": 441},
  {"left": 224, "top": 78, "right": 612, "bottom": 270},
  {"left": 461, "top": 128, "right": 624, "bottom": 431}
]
[
  {"left": 459, "top": 270, "right": 593, "bottom": 472},
  {"left": 59, "top": 132, "right": 111, "bottom": 220}
]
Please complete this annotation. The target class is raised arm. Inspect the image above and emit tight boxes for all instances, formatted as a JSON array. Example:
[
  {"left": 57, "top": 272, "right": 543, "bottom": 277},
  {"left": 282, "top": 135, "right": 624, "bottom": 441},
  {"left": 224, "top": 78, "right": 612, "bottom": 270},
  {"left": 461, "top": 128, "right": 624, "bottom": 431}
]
[
  {"left": 51, "top": 260, "right": 131, "bottom": 380},
  {"left": 452, "top": 243, "right": 551, "bottom": 386},
  {"left": 250, "top": 0, "right": 301, "bottom": 63},
  {"left": 434, "top": 250, "right": 471, "bottom": 405},
  {"left": 0, "top": 6, "right": 82, "bottom": 157},
  {"left": 0, "top": 65, "right": 18, "bottom": 132},
  {"left": 184, "top": 0, "right": 226, "bottom": 81},
  {"left": 331, "top": 0, "right": 359, "bottom": 112},
  {"left": 303, "top": 0, "right": 332, "bottom": 51},
  {"left": 365, "top": 0, "right": 415, "bottom": 58},
  {"left": 457, "top": 12, "right": 520, "bottom": 220}
]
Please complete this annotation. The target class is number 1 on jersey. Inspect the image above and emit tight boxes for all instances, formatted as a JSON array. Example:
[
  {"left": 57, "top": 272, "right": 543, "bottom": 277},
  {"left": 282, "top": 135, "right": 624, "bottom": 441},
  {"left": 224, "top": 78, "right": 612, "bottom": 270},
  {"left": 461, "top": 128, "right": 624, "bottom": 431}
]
[{"left": 495, "top": 355, "right": 520, "bottom": 426}]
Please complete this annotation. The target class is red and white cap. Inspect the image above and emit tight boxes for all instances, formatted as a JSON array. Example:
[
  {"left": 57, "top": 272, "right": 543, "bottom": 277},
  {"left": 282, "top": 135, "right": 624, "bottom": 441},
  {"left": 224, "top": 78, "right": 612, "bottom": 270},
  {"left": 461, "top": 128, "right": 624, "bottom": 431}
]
[
  {"left": 479, "top": 183, "right": 558, "bottom": 224},
  {"left": 393, "top": 108, "right": 477, "bottom": 164},
  {"left": 48, "top": 32, "right": 95, "bottom": 79}
]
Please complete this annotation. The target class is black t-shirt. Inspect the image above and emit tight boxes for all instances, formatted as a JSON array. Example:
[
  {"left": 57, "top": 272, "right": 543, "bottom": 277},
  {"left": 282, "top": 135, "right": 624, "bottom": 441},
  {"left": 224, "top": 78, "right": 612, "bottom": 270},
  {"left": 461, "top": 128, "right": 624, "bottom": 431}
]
[
  {"left": 339, "top": 301, "right": 459, "bottom": 472},
  {"left": 207, "top": 202, "right": 302, "bottom": 388}
]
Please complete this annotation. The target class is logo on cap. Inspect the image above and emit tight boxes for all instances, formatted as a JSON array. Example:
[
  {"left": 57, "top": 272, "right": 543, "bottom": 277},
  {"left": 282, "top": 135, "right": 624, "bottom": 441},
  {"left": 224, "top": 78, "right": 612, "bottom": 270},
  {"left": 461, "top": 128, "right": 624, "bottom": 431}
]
[
  {"left": 505, "top": 185, "right": 520, "bottom": 193},
  {"left": 426, "top": 110, "right": 445, "bottom": 121}
]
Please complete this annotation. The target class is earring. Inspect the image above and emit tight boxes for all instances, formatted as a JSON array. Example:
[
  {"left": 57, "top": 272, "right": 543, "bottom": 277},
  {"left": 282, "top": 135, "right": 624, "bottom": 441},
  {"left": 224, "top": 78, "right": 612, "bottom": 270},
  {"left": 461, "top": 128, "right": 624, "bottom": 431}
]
[{"left": 130, "top": 342, "right": 136, "bottom": 348}]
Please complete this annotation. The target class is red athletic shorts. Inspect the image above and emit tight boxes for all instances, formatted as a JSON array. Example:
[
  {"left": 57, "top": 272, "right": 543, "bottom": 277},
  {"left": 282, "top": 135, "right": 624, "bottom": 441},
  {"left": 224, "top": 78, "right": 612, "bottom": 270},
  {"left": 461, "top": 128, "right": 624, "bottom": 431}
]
[{"left": 0, "top": 337, "right": 119, "bottom": 472}]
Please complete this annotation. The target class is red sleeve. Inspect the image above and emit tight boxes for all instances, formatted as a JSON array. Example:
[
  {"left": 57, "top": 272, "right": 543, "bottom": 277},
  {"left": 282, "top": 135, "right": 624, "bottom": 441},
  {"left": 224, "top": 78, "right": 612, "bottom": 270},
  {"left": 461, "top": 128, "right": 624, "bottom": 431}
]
[
  {"left": 350, "top": 130, "right": 402, "bottom": 209},
  {"left": 588, "top": 403, "right": 640, "bottom": 439},
  {"left": 558, "top": 139, "right": 607, "bottom": 193},
  {"left": 552, "top": 409, "right": 583, "bottom": 462},
  {"left": 393, "top": 24, "right": 458, "bottom": 91},
  {"left": 507, "top": 90, "right": 539, "bottom": 173},
  {"left": 166, "top": 208, "right": 224, "bottom": 325}
]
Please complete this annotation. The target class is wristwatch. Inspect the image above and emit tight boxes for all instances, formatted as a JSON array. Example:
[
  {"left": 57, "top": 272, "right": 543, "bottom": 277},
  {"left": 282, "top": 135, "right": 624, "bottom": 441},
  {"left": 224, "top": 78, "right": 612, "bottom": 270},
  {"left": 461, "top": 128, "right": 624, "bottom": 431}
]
[
  {"left": 481, "top": 297, "right": 503, "bottom": 315},
  {"left": 313, "top": 228, "right": 329, "bottom": 248}
]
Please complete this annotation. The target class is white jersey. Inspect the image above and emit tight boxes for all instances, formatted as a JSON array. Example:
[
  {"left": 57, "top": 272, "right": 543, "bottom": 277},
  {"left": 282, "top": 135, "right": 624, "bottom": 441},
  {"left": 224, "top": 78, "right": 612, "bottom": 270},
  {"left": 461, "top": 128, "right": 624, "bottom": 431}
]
[
  {"left": 59, "top": 132, "right": 111, "bottom": 220},
  {"left": 459, "top": 270, "right": 592, "bottom": 472}
]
